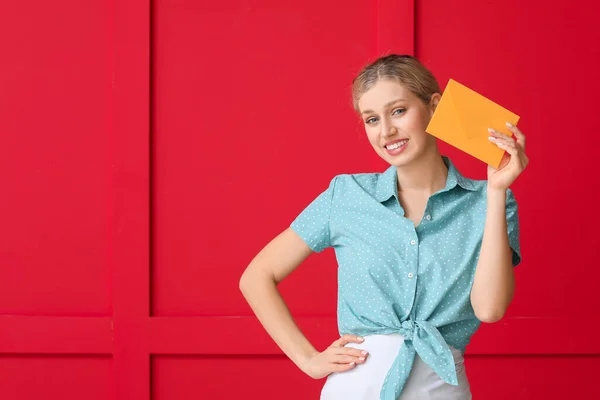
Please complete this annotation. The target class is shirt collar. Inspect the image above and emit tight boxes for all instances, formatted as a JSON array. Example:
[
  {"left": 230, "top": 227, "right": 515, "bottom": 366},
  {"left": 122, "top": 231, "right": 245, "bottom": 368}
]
[{"left": 374, "top": 156, "right": 476, "bottom": 203}]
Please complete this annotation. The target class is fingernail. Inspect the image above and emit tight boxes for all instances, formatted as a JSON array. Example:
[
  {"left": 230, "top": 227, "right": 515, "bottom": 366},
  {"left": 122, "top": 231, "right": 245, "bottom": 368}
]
[
  {"left": 487, "top": 128, "right": 495, "bottom": 133},
  {"left": 488, "top": 136, "right": 496, "bottom": 141},
  {"left": 349, "top": 362, "right": 355, "bottom": 366},
  {"left": 358, "top": 357, "right": 365, "bottom": 361},
  {"left": 358, "top": 337, "right": 364, "bottom": 342},
  {"left": 361, "top": 351, "right": 368, "bottom": 355},
  {"left": 506, "top": 122, "right": 513, "bottom": 128}
]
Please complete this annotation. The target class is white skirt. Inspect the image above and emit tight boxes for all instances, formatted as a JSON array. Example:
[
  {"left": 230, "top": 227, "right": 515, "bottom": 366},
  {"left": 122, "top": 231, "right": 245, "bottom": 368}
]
[{"left": 320, "top": 334, "right": 472, "bottom": 400}]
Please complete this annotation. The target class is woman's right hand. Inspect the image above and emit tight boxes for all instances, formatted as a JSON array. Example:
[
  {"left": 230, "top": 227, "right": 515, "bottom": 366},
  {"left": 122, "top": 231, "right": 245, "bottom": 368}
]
[{"left": 301, "top": 334, "right": 369, "bottom": 379}]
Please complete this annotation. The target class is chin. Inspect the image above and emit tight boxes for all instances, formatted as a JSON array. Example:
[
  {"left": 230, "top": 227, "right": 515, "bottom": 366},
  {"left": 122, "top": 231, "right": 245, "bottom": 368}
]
[
  {"left": 380, "top": 150, "right": 419, "bottom": 168},
  {"left": 387, "top": 158, "right": 415, "bottom": 168}
]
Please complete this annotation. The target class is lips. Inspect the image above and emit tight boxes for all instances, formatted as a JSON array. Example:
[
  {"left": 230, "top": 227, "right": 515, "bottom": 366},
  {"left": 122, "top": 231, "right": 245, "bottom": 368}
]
[
  {"left": 384, "top": 139, "right": 409, "bottom": 156},
  {"left": 385, "top": 139, "right": 408, "bottom": 150}
]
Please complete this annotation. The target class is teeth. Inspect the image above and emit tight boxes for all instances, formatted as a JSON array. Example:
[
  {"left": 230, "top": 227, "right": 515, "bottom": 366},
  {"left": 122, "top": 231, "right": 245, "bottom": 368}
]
[{"left": 386, "top": 140, "right": 408, "bottom": 150}]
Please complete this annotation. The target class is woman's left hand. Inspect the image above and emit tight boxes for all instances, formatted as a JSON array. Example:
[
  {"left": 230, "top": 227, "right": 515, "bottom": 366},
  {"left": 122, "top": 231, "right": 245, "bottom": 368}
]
[{"left": 487, "top": 122, "right": 529, "bottom": 191}]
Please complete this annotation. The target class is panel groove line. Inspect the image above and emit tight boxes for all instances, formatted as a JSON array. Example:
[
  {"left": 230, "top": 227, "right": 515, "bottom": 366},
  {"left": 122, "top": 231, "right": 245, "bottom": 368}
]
[
  {"left": 147, "top": 316, "right": 600, "bottom": 355},
  {"left": 112, "top": 0, "right": 152, "bottom": 399},
  {"left": 0, "top": 316, "right": 113, "bottom": 354},
  {"left": 376, "top": 0, "right": 415, "bottom": 57}
]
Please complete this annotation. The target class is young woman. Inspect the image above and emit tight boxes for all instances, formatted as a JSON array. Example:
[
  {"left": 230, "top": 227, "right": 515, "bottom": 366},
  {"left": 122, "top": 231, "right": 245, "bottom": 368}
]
[{"left": 239, "top": 54, "right": 527, "bottom": 400}]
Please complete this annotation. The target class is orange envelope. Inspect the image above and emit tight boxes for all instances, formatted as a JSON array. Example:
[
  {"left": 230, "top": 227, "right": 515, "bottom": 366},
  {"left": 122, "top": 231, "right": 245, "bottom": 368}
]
[{"left": 426, "top": 78, "right": 520, "bottom": 168}]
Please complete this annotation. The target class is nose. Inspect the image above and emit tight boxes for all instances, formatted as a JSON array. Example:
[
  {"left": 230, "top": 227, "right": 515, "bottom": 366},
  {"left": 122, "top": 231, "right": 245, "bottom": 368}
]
[{"left": 382, "top": 119, "right": 397, "bottom": 138}]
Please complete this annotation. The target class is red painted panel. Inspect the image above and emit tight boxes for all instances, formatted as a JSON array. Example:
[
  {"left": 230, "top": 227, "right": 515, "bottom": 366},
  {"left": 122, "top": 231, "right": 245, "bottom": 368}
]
[
  {"left": 0, "top": 1, "right": 112, "bottom": 315},
  {"left": 151, "top": 0, "right": 378, "bottom": 317},
  {"left": 152, "top": 355, "right": 323, "bottom": 399},
  {"left": 148, "top": 317, "right": 337, "bottom": 354},
  {"left": 415, "top": 0, "right": 600, "bottom": 322},
  {"left": 413, "top": 2, "right": 600, "bottom": 398},
  {"left": 111, "top": 0, "right": 151, "bottom": 399},
  {"left": 0, "top": 356, "right": 112, "bottom": 400},
  {"left": 147, "top": 316, "right": 600, "bottom": 355},
  {"left": 152, "top": 355, "right": 600, "bottom": 399},
  {"left": 0, "top": 316, "right": 113, "bottom": 354},
  {"left": 466, "top": 355, "right": 600, "bottom": 398},
  {"left": 377, "top": 0, "right": 415, "bottom": 56},
  {"left": 148, "top": 0, "right": 600, "bottom": 399},
  {"left": 2, "top": 1, "right": 598, "bottom": 399}
]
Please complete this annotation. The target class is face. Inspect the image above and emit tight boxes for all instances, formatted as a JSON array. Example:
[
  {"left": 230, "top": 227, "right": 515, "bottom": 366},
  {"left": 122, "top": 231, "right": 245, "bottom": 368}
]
[{"left": 357, "top": 79, "right": 440, "bottom": 167}]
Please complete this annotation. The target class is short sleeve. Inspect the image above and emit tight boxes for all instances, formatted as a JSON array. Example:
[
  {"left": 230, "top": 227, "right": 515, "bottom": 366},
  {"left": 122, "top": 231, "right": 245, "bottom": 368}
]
[
  {"left": 506, "top": 188, "right": 521, "bottom": 267},
  {"left": 290, "top": 176, "right": 337, "bottom": 253}
]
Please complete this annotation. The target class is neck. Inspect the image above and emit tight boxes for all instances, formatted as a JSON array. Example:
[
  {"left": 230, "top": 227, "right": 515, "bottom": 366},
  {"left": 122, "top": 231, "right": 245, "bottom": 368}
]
[{"left": 395, "top": 150, "right": 448, "bottom": 195}]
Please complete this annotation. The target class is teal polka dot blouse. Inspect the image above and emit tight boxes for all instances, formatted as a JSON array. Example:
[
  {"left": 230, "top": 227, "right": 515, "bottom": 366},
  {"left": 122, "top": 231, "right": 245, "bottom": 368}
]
[{"left": 290, "top": 157, "right": 521, "bottom": 400}]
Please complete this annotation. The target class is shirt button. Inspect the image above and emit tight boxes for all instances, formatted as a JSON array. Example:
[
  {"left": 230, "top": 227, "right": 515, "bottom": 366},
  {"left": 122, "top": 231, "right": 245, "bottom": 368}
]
[
  {"left": 407, "top": 272, "right": 414, "bottom": 279},
  {"left": 410, "top": 240, "right": 416, "bottom": 245},
  {"left": 425, "top": 215, "right": 431, "bottom": 221}
]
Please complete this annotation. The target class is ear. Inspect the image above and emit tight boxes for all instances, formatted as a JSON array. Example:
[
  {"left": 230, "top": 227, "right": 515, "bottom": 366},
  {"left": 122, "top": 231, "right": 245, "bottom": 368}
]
[{"left": 429, "top": 93, "right": 441, "bottom": 116}]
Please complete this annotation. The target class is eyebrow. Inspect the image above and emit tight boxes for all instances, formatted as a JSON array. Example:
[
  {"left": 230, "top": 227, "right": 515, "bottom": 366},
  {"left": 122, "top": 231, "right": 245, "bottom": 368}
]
[{"left": 361, "top": 98, "right": 407, "bottom": 115}]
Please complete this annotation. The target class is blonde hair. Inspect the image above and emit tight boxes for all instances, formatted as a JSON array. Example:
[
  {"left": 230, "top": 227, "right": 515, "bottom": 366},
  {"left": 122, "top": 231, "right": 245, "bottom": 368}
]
[{"left": 352, "top": 54, "right": 441, "bottom": 112}]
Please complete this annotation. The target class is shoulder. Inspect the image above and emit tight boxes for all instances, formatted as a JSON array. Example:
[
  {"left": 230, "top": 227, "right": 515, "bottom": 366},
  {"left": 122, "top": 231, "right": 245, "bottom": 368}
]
[
  {"left": 459, "top": 176, "right": 519, "bottom": 210},
  {"left": 328, "top": 171, "right": 384, "bottom": 196},
  {"left": 456, "top": 174, "right": 517, "bottom": 198}
]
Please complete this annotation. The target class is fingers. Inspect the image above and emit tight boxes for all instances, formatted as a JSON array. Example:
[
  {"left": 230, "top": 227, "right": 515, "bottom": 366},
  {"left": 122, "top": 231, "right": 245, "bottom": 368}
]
[
  {"left": 332, "top": 334, "right": 364, "bottom": 347},
  {"left": 488, "top": 123, "right": 526, "bottom": 151},
  {"left": 490, "top": 138, "right": 519, "bottom": 156},
  {"left": 488, "top": 128, "right": 529, "bottom": 170},
  {"left": 328, "top": 337, "right": 369, "bottom": 366},
  {"left": 333, "top": 354, "right": 367, "bottom": 364},
  {"left": 332, "top": 347, "right": 368, "bottom": 364},
  {"left": 337, "top": 347, "right": 368, "bottom": 358},
  {"left": 488, "top": 128, "right": 517, "bottom": 144},
  {"left": 325, "top": 335, "right": 369, "bottom": 376},
  {"left": 492, "top": 138, "right": 519, "bottom": 157},
  {"left": 331, "top": 362, "right": 358, "bottom": 373},
  {"left": 506, "top": 122, "right": 526, "bottom": 151},
  {"left": 488, "top": 129, "right": 520, "bottom": 157}
]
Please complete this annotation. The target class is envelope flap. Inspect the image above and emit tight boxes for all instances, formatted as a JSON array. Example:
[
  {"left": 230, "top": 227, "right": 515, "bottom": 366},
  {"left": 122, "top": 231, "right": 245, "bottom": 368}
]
[
  {"left": 446, "top": 79, "right": 519, "bottom": 140},
  {"left": 425, "top": 78, "right": 520, "bottom": 168},
  {"left": 446, "top": 79, "right": 488, "bottom": 139},
  {"left": 444, "top": 85, "right": 472, "bottom": 139}
]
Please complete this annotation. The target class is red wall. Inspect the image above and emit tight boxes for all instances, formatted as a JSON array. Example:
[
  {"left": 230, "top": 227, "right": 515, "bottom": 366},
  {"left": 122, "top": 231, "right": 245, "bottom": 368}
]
[{"left": 1, "top": 0, "right": 599, "bottom": 399}]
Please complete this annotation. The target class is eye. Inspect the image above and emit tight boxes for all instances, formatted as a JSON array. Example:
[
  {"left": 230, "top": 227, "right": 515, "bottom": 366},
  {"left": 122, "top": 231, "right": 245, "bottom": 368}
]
[
  {"left": 392, "top": 108, "right": 405, "bottom": 116},
  {"left": 365, "top": 117, "right": 378, "bottom": 125}
]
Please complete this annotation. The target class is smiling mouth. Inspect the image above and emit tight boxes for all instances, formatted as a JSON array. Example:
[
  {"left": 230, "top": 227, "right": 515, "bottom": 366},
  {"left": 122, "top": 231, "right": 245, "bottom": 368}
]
[{"left": 385, "top": 139, "right": 408, "bottom": 150}]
